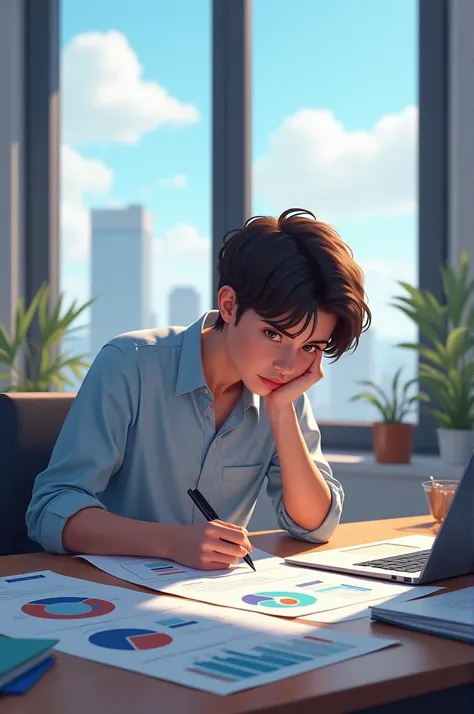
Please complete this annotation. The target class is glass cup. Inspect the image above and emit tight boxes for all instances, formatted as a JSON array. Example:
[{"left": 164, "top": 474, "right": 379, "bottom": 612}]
[{"left": 422, "top": 478, "right": 458, "bottom": 523}]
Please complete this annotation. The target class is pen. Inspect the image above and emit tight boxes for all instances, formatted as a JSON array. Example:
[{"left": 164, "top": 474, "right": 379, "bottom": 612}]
[{"left": 187, "top": 488, "right": 256, "bottom": 572}]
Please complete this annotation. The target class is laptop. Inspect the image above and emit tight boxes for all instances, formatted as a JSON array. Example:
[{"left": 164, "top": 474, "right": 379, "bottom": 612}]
[{"left": 286, "top": 450, "right": 474, "bottom": 584}]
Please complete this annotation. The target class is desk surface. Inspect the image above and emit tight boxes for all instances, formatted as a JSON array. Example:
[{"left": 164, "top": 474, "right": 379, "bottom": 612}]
[{"left": 1, "top": 516, "right": 472, "bottom": 714}]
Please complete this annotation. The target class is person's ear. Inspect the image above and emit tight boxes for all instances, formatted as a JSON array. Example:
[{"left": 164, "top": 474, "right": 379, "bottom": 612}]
[{"left": 217, "top": 286, "right": 238, "bottom": 325}]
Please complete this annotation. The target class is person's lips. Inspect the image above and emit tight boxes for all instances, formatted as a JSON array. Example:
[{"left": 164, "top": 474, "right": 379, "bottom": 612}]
[{"left": 259, "top": 375, "right": 285, "bottom": 389}]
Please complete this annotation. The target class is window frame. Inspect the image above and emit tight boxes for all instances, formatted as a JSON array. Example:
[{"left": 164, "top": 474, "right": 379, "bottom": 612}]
[{"left": 24, "top": 0, "right": 61, "bottom": 375}]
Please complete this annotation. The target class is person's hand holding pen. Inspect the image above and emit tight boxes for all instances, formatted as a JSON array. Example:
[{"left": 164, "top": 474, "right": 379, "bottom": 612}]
[
  {"left": 187, "top": 489, "right": 256, "bottom": 572},
  {"left": 162, "top": 489, "right": 255, "bottom": 571},
  {"left": 165, "top": 519, "right": 254, "bottom": 571}
]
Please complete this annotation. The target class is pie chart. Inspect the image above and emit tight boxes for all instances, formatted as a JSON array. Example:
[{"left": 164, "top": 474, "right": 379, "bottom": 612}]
[
  {"left": 89, "top": 628, "right": 173, "bottom": 651},
  {"left": 241, "top": 590, "right": 317, "bottom": 609},
  {"left": 21, "top": 596, "right": 115, "bottom": 619}
]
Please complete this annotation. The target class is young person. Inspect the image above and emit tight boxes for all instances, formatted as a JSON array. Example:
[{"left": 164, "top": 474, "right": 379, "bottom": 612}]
[{"left": 26, "top": 208, "right": 371, "bottom": 570}]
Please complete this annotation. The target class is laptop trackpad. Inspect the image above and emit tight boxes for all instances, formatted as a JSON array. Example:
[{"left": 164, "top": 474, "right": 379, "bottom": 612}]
[{"left": 342, "top": 542, "right": 423, "bottom": 559}]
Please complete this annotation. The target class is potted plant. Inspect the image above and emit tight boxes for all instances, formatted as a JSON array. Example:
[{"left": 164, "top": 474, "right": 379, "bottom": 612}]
[
  {"left": 0, "top": 283, "right": 93, "bottom": 392},
  {"left": 392, "top": 251, "right": 474, "bottom": 465},
  {"left": 351, "top": 368, "right": 427, "bottom": 463}
]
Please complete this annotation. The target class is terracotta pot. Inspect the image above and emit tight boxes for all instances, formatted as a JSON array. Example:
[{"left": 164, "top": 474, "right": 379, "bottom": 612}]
[{"left": 372, "top": 422, "right": 413, "bottom": 464}]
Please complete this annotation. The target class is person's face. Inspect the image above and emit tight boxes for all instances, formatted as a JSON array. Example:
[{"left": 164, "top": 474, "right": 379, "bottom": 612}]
[{"left": 219, "top": 289, "right": 337, "bottom": 396}]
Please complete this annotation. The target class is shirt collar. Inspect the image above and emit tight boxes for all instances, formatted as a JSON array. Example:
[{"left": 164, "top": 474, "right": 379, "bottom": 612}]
[{"left": 175, "top": 310, "right": 260, "bottom": 420}]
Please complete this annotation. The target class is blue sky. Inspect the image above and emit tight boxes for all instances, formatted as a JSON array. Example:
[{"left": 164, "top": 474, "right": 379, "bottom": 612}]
[{"left": 61, "top": 0, "right": 418, "bottom": 345}]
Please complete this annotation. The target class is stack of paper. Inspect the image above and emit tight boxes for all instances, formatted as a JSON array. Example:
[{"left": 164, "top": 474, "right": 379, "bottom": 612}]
[{"left": 370, "top": 587, "right": 474, "bottom": 644}]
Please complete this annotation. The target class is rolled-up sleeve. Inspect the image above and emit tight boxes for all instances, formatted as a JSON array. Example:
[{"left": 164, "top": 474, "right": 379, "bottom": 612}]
[
  {"left": 26, "top": 344, "right": 138, "bottom": 554},
  {"left": 265, "top": 393, "right": 344, "bottom": 543}
]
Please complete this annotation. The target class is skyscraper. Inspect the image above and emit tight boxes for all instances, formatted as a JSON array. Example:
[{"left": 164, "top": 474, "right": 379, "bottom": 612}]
[
  {"left": 168, "top": 286, "right": 201, "bottom": 327},
  {"left": 90, "top": 205, "right": 153, "bottom": 357}
]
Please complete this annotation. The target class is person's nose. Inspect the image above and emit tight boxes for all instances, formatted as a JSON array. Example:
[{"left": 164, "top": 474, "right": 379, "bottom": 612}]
[{"left": 273, "top": 349, "right": 296, "bottom": 376}]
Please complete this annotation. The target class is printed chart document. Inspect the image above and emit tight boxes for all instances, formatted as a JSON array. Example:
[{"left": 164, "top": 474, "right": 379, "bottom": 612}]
[
  {"left": 370, "top": 586, "right": 474, "bottom": 644},
  {"left": 0, "top": 570, "right": 399, "bottom": 695},
  {"left": 76, "top": 549, "right": 436, "bottom": 619},
  {"left": 302, "top": 586, "right": 443, "bottom": 624}
]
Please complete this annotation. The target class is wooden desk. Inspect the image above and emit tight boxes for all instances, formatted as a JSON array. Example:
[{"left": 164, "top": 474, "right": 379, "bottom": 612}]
[{"left": 1, "top": 516, "right": 473, "bottom": 714}]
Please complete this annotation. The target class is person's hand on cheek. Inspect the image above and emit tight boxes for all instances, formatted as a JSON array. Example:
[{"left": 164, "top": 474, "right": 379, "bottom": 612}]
[{"left": 264, "top": 350, "right": 324, "bottom": 413}]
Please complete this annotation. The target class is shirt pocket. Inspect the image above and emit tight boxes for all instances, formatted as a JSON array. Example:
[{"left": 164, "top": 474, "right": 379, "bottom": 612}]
[
  {"left": 218, "top": 465, "right": 264, "bottom": 521},
  {"left": 222, "top": 465, "right": 263, "bottom": 482}
]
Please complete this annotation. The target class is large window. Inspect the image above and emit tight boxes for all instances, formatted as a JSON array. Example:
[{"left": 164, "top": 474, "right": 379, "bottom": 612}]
[
  {"left": 60, "top": 0, "right": 211, "bottom": 387},
  {"left": 53, "top": 0, "right": 445, "bottom": 451},
  {"left": 252, "top": 0, "right": 419, "bottom": 424}
]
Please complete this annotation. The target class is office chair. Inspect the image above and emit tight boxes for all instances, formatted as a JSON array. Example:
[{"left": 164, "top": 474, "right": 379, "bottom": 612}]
[{"left": 0, "top": 392, "right": 75, "bottom": 555}]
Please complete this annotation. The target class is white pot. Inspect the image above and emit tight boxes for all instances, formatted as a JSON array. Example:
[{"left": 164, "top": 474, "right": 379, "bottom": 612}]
[{"left": 436, "top": 428, "right": 474, "bottom": 466}]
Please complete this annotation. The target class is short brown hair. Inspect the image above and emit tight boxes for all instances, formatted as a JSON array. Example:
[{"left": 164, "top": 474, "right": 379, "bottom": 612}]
[{"left": 214, "top": 208, "right": 371, "bottom": 360}]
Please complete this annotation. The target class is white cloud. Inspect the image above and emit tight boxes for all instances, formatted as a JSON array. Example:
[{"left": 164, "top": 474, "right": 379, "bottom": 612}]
[
  {"left": 62, "top": 30, "right": 199, "bottom": 144},
  {"left": 61, "top": 145, "right": 114, "bottom": 262},
  {"left": 254, "top": 106, "right": 418, "bottom": 219},
  {"left": 158, "top": 173, "right": 188, "bottom": 189},
  {"left": 153, "top": 223, "right": 210, "bottom": 261}
]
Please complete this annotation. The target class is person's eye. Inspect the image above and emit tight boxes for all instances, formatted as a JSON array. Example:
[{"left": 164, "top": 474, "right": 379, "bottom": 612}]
[
  {"left": 264, "top": 329, "right": 282, "bottom": 343},
  {"left": 303, "top": 345, "right": 319, "bottom": 354}
]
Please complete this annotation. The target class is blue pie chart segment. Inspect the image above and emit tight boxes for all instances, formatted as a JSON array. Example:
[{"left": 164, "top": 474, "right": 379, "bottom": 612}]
[
  {"left": 89, "top": 628, "right": 173, "bottom": 651},
  {"left": 241, "top": 591, "right": 317, "bottom": 609}
]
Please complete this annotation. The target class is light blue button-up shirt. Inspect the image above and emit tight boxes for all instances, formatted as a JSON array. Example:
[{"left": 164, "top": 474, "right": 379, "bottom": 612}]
[{"left": 26, "top": 311, "right": 344, "bottom": 554}]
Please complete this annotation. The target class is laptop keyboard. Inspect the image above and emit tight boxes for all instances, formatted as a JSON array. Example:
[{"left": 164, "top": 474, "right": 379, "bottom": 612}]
[{"left": 353, "top": 549, "right": 431, "bottom": 573}]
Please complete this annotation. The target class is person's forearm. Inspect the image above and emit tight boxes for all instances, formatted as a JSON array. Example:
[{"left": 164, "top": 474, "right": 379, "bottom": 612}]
[
  {"left": 62, "top": 507, "right": 175, "bottom": 558},
  {"left": 267, "top": 403, "right": 332, "bottom": 531}
]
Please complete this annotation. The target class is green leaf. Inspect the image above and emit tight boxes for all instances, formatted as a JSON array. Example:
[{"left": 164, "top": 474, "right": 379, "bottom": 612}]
[
  {"left": 37, "top": 352, "right": 90, "bottom": 387},
  {"left": 396, "top": 281, "right": 427, "bottom": 306},
  {"left": 428, "top": 408, "right": 454, "bottom": 428},
  {"left": 391, "top": 282, "right": 447, "bottom": 342},
  {"left": 441, "top": 251, "right": 474, "bottom": 328},
  {"left": 0, "top": 324, "right": 16, "bottom": 365},
  {"left": 351, "top": 391, "right": 392, "bottom": 421},
  {"left": 37, "top": 283, "right": 51, "bottom": 333},
  {"left": 391, "top": 367, "right": 402, "bottom": 395},
  {"left": 390, "top": 367, "right": 403, "bottom": 420},
  {"left": 401, "top": 377, "right": 419, "bottom": 397},
  {"left": 403, "top": 343, "right": 446, "bottom": 369},
  {"left": 17, "top": 286, "right": 44, "bottom": 343},
  {"left": 425, "top": 291, "right": 447, "bottom": 331},
  {"left": 354, "top": 379, "right": 391, "bottom": 409},
  {"left": 412, "top": 391, "right": 430, "bottom": 403},
  {"left": 54, "top": 372, "right": 76, "bottom": 388},
  {"left": 445, "top": 326, "right": 472, "bottom": 364}
]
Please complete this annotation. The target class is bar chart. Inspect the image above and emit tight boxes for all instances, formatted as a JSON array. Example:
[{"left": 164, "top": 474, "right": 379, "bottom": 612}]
[
  {"left": 185, "top": 634, "right": 355, "bottom": 683},
  {"left": 297, "top": 578, "right": 372, "bottom": 592},
  {"left": 297, "top": 579, "right": 373, "bottom": 595},
  {"left": 155, "top": 616, "right": 199, "bottom": 629},
  {"left": 120, "top": 560, "right": 187, "bottom": 580}
]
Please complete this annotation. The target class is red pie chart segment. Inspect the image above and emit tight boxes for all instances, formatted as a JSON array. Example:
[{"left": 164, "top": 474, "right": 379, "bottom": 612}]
[
  {"left": 21, "top": 596, "right": 115, "bottom": 619},
  {"left": 128, "top": 632, "right": 172, "bottom": 650}
]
